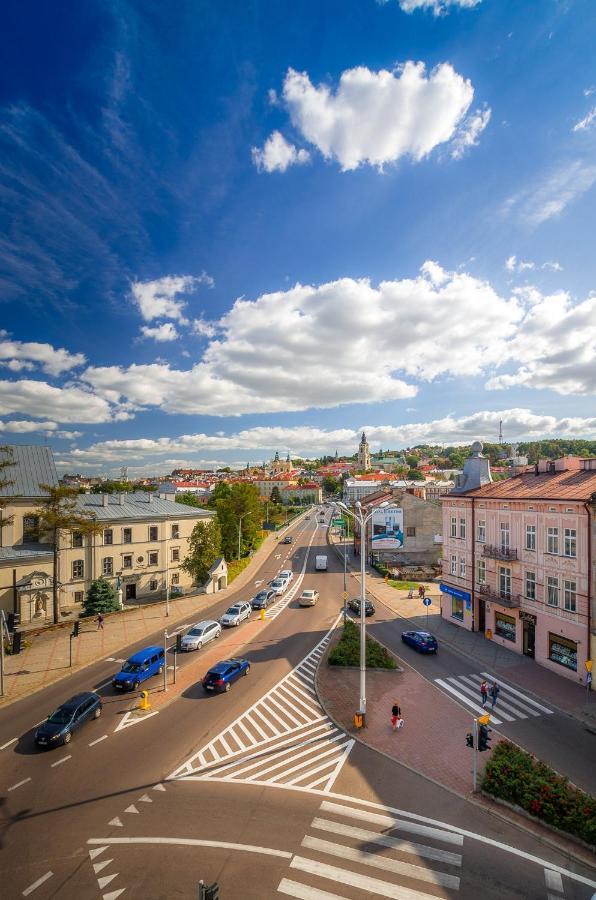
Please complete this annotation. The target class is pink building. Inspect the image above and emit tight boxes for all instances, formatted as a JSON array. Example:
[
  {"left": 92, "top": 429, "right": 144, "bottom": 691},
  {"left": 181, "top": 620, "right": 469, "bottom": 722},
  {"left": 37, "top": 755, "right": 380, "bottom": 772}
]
[{"left": 441, "top": 447, "right": 596, "bottom": 684}]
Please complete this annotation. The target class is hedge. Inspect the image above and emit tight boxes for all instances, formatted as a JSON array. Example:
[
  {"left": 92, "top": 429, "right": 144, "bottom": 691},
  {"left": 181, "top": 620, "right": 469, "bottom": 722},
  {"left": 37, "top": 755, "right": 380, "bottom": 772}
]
[
  {"left": 482, "top": 740, "right": 596, "bottom": 845},
  {"left": 329, "top": 619, "right": 397, "bottom": 669}
]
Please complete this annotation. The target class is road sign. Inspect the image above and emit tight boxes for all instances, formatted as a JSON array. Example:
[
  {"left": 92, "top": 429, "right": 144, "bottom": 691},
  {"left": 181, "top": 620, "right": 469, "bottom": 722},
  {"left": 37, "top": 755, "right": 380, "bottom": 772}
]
[
  {"left": 342, "top": 591, "right": 348, "bottom": 600},
  {"left": 422, "top": 597, "right": 432, "bottom": 607},
  {"left": 332, "top": 518, "right": 346, "bottom": 526},
  {"left": 585, "top": 660, "right": 593, "bottom": 672}
]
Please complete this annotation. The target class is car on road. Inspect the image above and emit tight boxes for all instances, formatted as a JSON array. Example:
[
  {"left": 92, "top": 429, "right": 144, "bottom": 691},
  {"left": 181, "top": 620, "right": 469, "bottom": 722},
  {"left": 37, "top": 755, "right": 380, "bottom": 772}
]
[
  {"left": 202, "top": 658, "right": 250, "bottom": 692},
  {"left": 251, "top": 589, "right": 275, "bottom": 609},
  {"left": 112, "top": 646, "right": 166, "bottom": 690},
  {"left": 401, "top": 630, "right": 438, "bottom": 653},
  {"left": 220, "top": 602, "right": 252, "bottom": 628},
  {"left": 180, "top": 620, "right": 221, "bottom": 651},
  {"left": 35, "top": 691, "right": 102, "bottom": 747},
  {"left": 347, "top": 597, "right": 375, "bottom": 617},
  {"left": 282, "top": 535, "right": 293, "bottom": 544},
  {"left": 298, "top": 589, "right": 320, "bottom": 607},
  {"left": 270, "top": 578, "right": 287, "bottom": 596},
  {"left": 305, "top": 515, "right": 311, "bottom": 520},
  {"left": 279, "top": 569, "right": 293, "bottom": 582}
]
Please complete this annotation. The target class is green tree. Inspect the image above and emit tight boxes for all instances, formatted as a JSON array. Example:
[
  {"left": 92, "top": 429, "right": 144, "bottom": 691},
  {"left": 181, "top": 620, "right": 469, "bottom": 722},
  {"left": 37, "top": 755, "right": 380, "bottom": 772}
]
[
  {"left": 270, "top": 485, "right": 282, "bottom": 505},
  {"left": 406, "top": 468, "right": 425, "bottom": 481},
  {"left": 217, "top": 483, "right": 262, "bottom": 560},
  {"left": 322, "top": 476, "right": 340, "bottom": 495},
  {"left": 405, "top": 455, "right": 419, "bottom": 468},
  {"left": 181, "top": 519, "right": 222, "bottom": 585},
  {"left": 176, "top": 491, "right": 203, "bottom": 508},
  {"left": 0, "top": 446, "right": 15, "bottom": 533},
  {"left": 35, "top": 485, "right": 102, "bottom": 624},
  {"left": 83, "top": 577, "right": 120, "bottom": 616},
  {"left": 207, "top": 481, "right": 232, "bottom": 509}
]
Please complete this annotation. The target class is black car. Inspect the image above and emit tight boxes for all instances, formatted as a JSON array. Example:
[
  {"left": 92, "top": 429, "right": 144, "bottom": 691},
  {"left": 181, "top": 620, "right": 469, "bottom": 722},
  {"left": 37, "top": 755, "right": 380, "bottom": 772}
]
[
  {"left": 282, "top": 535, "right": 293, "bottom": 544},
  {"left": 347, "top": 597, "right": 375, "bottom": 617},
  {"left": 251, "top": 589, "right": 275, "bottom": 610},
  {"left": 35, "top": 691, "right": 102, "bottom": 748}
]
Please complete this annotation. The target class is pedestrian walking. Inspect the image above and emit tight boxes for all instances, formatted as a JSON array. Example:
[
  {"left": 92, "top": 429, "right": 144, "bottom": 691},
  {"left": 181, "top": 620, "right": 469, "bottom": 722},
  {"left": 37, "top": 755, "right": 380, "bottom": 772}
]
[
  {"left": 480, "top": 679, "right": 488, "bottom": 706},
  {"left": 407, "top": 588, "right": 414, "bottom": 599},
  {"left": 97, "top": 613, "right": 104, "bottom": 630},
  {"left": 391, "top": 700, "right": 403, "bottom": 731},
  {"left": 490, "top": 681, "right": 500, "bottom": 708},
  {"left": 418, "top": 585, "right": 424, "bottom": 599}
]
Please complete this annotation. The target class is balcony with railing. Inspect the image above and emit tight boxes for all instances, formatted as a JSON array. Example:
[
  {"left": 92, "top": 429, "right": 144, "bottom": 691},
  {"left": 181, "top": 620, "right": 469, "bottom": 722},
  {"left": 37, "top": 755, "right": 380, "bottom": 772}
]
[
  {"left": 481, "top": 544, "right": 518, "bottom": 561},
  {"left": 478, "top": 583, "right": 521, "bottom": 608}
]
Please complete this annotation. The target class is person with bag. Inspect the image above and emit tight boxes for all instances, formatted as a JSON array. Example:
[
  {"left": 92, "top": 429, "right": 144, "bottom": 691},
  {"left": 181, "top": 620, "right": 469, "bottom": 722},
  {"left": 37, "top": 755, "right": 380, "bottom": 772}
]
[
  {"left": 391, "top": 700, "right": 403, "bottom": 731},
  {"left": 480, "top": 679, "right": 489, "bottom": 706}
]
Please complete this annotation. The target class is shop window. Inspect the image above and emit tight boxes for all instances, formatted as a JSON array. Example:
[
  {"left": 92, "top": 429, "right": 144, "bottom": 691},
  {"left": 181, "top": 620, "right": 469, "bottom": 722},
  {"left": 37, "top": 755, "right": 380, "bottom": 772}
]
[
  {"left": 459, "top": 518, "right": 466, "bottom": 540},
  {"left": 525, "top": 525, "right": 536, "bottom": 551},
  {"left": 123, "top": 554, "right": 133, "bottom": 569},
  {"left": 72, "top": 559, "right": 84, "bottom": 579},
  {"left": 104, "top": 528, "right": 113, "bottom": 545},
  {"left": 495, "top": 612, "right": 516, "bottom": 642},
  {"left": 548, "top": 633, "right": 577, "bottom": 671},
  {"left": 525, "top": 571, "right": 536, "bottom": 601},
  {"left": 564, "top": 580, "right": 576, "bottom": 612},
  {"left": 149, "top": 525, "right": 158, "bottom": 542},
  {"left": 564, "top": 529, "right": 576, "bottom": 558},
  {"left": 546, "top": 527, "right": 559, "bottom": 555},
  {"left": 22, "top": 515, "right": 40, "bottom": 542},
  {"left": 123, "top": 527, "right": 132, "bottom": 544},
  {"left": 103, "top": 557, "right": 113, "bottom": 576},
  {"left": 450, "top": 554, "right": 457, "bottom": 576},
  {"left": 477, "top": 520, "right": 486, "bottom": 543},
  {"left": 451, "top": 596, "right": 464, "bottom": 621},
  {"left": 546, "top": 576, "right": 559, "bottom": 607},
  {"left": 477, "top": 559, "right": 486, "bottom": 584},
  {"left": 149, "top": 551, "right": 158, "bottom": 566}
]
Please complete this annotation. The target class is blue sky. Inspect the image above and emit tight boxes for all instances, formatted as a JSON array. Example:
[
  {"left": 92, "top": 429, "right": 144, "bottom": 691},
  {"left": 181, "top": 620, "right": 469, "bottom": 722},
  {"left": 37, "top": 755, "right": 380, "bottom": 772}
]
[{"left": 1, "top": 0, "right": 595, "bottom": 474}]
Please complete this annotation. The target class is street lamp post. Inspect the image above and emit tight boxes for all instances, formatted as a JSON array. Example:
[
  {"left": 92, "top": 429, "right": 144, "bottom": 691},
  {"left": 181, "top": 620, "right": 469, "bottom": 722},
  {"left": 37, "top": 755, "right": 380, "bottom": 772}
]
[{"left": 237, "top": 513, "right": 247, "bottom": 560}]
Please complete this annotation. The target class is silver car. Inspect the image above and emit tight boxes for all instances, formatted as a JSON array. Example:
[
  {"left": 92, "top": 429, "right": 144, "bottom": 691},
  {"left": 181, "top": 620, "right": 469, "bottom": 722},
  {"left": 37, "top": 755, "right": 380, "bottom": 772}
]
[
  {"left": 220, "top": 601, "right": 252, "bottom": 628},
  {"left": 270, "top": 578, "right": 287, "bottom": 596},
  {"left": 279, "top": 569, "right": 293, "bottom": 582},
  {"left": 180, "top": 620, "right": 221, "bottom": 651}
]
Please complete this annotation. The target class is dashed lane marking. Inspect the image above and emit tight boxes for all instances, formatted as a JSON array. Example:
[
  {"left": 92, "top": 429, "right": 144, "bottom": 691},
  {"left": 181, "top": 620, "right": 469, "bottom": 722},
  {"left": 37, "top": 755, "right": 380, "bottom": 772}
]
[
  {"left": 89, "top": 734, "right": 108, "bottom": 747},
  {"left": 21, "top": 871, "right": 54, "bottom": 896},
  {"left": 8, "top": 777, "right": 31, "bottom": 791},
  {"left": 50, "top": 754, "right": 72, "bottom": 768},
  {"left": 544, "top": 869, "right": 564, "bottom": 892}
]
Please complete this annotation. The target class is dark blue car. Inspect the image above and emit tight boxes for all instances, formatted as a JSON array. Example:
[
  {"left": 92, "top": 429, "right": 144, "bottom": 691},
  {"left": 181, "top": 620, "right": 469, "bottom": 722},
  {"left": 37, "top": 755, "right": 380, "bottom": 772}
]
[
  {"left": 202, "top": 658, "right": 250, "bottom": 693},
  {"left": 35, "top": 691, "right": 102, "bottom": 748},
  {"left": 112, "top": 646, "right": 165, "bottom": 691},
  {"left": 401, "top": 631, "right": 438, "bottom": 654}
]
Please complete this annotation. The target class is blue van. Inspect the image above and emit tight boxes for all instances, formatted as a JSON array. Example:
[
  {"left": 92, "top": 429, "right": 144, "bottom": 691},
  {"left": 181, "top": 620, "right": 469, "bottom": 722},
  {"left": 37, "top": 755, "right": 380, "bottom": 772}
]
[{"left": 112, "top": 646, "right": 165, "bottom": 691}]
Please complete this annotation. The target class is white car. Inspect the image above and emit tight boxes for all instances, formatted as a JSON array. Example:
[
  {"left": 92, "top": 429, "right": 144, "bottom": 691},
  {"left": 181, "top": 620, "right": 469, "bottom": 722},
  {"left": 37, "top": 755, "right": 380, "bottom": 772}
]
[
  {"left": 220, "top": 601, "right": 252, "bottom": 628},
  {"left": 180, "top": 620, "right": 221, "bottom": 651},
  {"left": 299, "top": 589, "right": 320, "bottom": 607},
  {"left": 270, "top": 578, "right": 287, "bottom": 596},
  {"left": 278, "top": 570, "right": 293, "bottom": 583}
]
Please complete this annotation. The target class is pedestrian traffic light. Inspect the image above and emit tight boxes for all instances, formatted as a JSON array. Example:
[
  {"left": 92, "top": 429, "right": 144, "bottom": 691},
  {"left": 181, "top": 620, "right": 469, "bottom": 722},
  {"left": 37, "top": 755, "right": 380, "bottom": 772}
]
[
  {"left": 72, "top": 621, "right": 80, "bottom": 638},
  {"left": 7, "top": 612, "right": 20, "bottom": 633},
  {"left": 466, "top": 732, "right": 474, "bottom": 749},
  {"left": 478, "top": 723, "right": 492, "bottom": 752},
  {"left": 176, "top": 633, "right": 183, "bottom": 653}
]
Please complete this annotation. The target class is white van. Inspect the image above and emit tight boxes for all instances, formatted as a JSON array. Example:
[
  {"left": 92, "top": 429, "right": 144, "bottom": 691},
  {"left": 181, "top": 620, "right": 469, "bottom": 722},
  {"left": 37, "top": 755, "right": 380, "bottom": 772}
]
[{"left": 315, "top": 555, "right": 328, "bottom": 571}]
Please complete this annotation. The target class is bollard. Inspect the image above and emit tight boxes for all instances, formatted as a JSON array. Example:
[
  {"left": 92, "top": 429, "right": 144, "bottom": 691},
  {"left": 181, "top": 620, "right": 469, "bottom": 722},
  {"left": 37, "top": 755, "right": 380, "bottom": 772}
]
[
  {"left": 260, "top": 608, "right": 266, "bottom": 621},
  {"left": 139, "top": 689, "right": 151, "bottom": 711},
  {"left": 353, "top": 713, "right": 364, "bottom": 729}
]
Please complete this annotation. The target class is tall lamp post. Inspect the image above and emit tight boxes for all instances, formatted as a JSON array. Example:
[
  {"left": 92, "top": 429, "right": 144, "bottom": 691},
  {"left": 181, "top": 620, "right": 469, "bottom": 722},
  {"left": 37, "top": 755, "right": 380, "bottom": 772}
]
[
  {"left": 237, "top": 513, "right": 247, "bottom": 560},
  {"left": 337, "top": 499, "right": 389, "bottom": 727}
]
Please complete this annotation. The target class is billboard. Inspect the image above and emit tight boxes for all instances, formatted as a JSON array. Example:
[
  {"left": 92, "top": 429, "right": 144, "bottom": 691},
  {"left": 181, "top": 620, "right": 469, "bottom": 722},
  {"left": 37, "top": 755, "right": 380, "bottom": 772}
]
[{"left": 371, "top": 506, "right": 404, "bottom": 549}]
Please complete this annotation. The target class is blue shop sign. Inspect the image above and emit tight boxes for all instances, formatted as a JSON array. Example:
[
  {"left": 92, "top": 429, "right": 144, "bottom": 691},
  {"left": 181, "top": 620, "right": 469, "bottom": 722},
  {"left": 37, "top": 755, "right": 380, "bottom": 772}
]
[{"left": 439, "top": 583, "right": 471, "bottom": 602}]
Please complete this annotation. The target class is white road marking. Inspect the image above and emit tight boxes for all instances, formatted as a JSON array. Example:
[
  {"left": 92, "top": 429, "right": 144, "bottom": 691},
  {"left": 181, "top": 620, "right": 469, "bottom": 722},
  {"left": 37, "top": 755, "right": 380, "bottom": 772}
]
[
  {"left": 138, "top": 793, "right": 152, "bottom": 803},
  {"left": 93, "top": 859, "right": 113, "bottom": 874},
  {"left": 87, "top": 837, "right": 293, "bottom": 858},
  {"left": 95, "top": 679, "right": 113, "bottom": 689},
  {"left": 433, "top": 678, "right": 503, "bottom": 725},
  {"left": 89, "top": 734, "right": 108, "bottom": 747},
  {"left": 455, "top": 674, "right": 530, "bottom": 719},
  {"left": 544, "top": 869, "right": 564, "bottom": 892},
  {"left": 310, "top": 818, "right": 462, "bottom": 865},
  {"left": 480, "top": 672, "right": 555, "bottom": 714},
  {"left": 278, "top": 879, "right": 349, "bottom": 900},
  {"left": 8, "top": 777, "right": 31, "bottom": 791},
  {"left": 51, "top": 754, "right": 72, "bottom": 768},
  {"left": 102, "top": 891, "right": 125, "bottom": 900},
  {"left": 444, "top": 676, "right": 516, "bottom": 722},
  {"left": 289, "top": 857, "right": 440, "bottom": 900},
  {"left": 0, "top": 737, "right": 17, "bottom": 750},
  {"left": 89, "top": 847, "right": 108, "bottom": 859},
  {"left": 105, "top": 657, "right": 116, "bottom": 662},
  {"left": 108, "top": 817, "right": 123, "bottom": 827},
  {"left": 33, "top": 719, "right": 46, "bottom": 727},
  {"left": 152, "top": 783, "right": 166, "bottom": 791},
  {"left": 22, "top": 871, "right": 53, "bottom": 896},
  {"left": 124, "top": 804, "right": 139, "bottom": 814},
  {"left": 114, "top": 710, "right": 159, "bottom": 732},
  {"left": 319, "top": 801, "right": 464, "bottom": 846},
  {"left": 97, "top": 874, "right": 118, "bottom": 889}
]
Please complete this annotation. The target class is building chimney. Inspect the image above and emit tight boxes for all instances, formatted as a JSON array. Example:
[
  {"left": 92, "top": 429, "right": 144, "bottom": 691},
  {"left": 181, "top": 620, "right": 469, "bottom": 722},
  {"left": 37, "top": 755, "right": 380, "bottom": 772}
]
[
  {"left": 148, "top": 492, "right": 153, "bottom": 503},
  {"left": 102, "top": 494, "right": 108, "bottom": 507},
  {"left": 118, "top": 493, "right": 125, "bottom": 505}
]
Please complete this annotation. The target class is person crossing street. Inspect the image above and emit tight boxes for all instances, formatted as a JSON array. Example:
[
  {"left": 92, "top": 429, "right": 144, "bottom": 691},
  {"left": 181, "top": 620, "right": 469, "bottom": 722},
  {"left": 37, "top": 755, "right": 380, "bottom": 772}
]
[
  {"left": 480, "top": 679, "right": 489, "bottom": 706},
  {"left": 490, "top": 680, "right": 500, "bottom": 708}
]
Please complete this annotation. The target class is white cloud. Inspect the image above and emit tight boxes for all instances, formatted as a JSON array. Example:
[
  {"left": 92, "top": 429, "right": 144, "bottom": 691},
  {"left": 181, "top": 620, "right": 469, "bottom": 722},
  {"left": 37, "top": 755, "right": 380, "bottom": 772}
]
[
  {"left": 251, "top": 130, "right": 310, "bottom": 173},
  {"left": 397, "top": 0, "right": 481, "bottom": 14},
  {"left": 0, "top": 380, "right": 128, "bottom": 424},
  {"left": 140, "top": 323, "right": 179, "bottom": 342},
  {"left": 192, "top": 317, "right": 217, "bottom": 338},
  {"left": 505, "top": 256, "right": 562, "bottom": 274},
  {"left": 280, "top": 62, "right": 477, "bottom": 171},
  {"left": 584, "top": 86, "right": 595, "bottom": 97},
  {"left": 131, "top": 273, "right": 213, "bottom": 323},
  {"left": 506, "top": 161, "right": 596, "bottom": 226},
  {"left": 450, "top": 106, "right": 491, "bottom": 159},
  {"left": 0, "top": 333, "right": 86, "bottom": 376},
  {"left": 573, "top": 106, "right": 596, "bottom": 132},
  {"left": 0, "top": 419, "right": 58, "bottom": 433}
]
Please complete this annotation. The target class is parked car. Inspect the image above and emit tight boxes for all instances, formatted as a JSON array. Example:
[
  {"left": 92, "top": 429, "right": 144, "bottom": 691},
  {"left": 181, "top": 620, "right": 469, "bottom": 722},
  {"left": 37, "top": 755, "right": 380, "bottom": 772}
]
[
  {"left": 180, "top": 620, "right": 221, "bottom": 651},
  {"left": 401, "top": 630, "right": 438, "bottom": 654},
  {"left": 299, "top": 589, "right": 320, "bottom": 607},
  {"left": 348, "top": 597, "right": 375, "bottom": 617},
  {"left": 112, "top": 646, "right": 165, "bottom": 691},
  {"left": 251, "top": 589, "right": 275, "bottom": 609},
  {"left": 220, "top": 602, "right": 251, "bottom": 628},
  {"left": 279, "top": 569, "right": 293, "bottom": 582},
  {"left": 202, "top": 658, "right": 250, "bottom": 693},
  {"left": 282, "top": 535, "right": 293, "bottom": 544},
  {"left": 35, "top": 692, "right": 102, "bottom": 748}
]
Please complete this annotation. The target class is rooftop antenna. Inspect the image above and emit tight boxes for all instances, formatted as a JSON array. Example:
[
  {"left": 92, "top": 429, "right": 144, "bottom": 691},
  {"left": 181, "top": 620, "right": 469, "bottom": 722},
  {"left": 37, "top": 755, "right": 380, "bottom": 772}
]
[
  {"left": 120, "top": 466, "right": 128, "bottom": 482},
  {"left": 498, "top": 420, "right": 504, "bottom": 445}
]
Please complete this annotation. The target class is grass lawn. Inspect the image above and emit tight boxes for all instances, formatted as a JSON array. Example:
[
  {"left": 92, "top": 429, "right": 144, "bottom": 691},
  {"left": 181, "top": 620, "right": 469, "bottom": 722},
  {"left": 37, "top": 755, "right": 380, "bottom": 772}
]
[{"left": 388, "top": 580, "right": 424, "bottom": 591}]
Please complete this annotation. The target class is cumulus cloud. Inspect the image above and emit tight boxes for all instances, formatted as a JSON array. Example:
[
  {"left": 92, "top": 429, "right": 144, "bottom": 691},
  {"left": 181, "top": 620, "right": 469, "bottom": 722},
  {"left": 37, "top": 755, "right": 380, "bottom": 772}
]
[
  {"left": 251, "top": 131, "right": 310, "bottom": 173},
  {"left": 0, "top": 380, "right": 129, "bottom": 424},
  {"left": 397, "top": 0, "right": 481, "bottom": 14},
  {"left": 450, "top": 106, "right": 491, "bottom": 158},
  {"left": 505, "top": 256, "right": 562, "bottom": 274},
  {"left": 140, "top": 323, "right": 179, "bottom": 342},
  {"left": 505, "top": 161, "right": 596, "bottom": 226},
  {"left": 192, "top": 318, "right": 218, "bottom": 338},
  {"left": 0, "top": 419, "right": 58, "bottom": 433},
  {"left": 0, "top": 333, "right": 85, "bottom": 376},
  {"left": 131, "top": 273, "right": 213, "bottom": 323},
  {"left": 573, "top": 106, "right": 596, "bottom": 132},
  {"left": 279, "top": 62, "right": 476, "bottom": 171}
]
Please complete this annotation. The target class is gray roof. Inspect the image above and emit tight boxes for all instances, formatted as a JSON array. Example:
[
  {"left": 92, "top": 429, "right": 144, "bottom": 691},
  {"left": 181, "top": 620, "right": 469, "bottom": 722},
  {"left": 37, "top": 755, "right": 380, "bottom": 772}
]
[
  {"left": 75, "top": 492, "right": 216, "bottom": 521},
  {"left": 0, "top": 445, "right": 59, "bottom": 498},
  {"left": 0, "top": 543, "right": 53, "bottom": 562}
]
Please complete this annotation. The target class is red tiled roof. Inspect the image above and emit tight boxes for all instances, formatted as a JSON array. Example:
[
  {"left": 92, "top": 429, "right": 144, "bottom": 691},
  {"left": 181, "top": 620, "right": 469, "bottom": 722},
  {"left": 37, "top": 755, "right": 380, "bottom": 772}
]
[{"left": 458, "top": 468, "right": 596, "bottom": 501}]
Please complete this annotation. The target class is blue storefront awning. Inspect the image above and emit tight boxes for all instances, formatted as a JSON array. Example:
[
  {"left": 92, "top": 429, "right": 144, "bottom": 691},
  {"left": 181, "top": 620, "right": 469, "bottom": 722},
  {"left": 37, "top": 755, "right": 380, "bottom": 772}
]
[{"left": 440, "top": 582, "right": 471, "bottom": 602}]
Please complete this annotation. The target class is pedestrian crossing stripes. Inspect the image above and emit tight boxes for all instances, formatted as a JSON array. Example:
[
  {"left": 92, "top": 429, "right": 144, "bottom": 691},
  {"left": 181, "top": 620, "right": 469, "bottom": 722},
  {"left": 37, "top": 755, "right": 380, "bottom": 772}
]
[
  {"left": 168, "top": 617, "right": 354, "bottom": 792},
  {"left": 433, "top": 672, "right": 555, "bottom": 726},
  {"left": 277, "top": 798, "right": 464, "bottom": 899}
]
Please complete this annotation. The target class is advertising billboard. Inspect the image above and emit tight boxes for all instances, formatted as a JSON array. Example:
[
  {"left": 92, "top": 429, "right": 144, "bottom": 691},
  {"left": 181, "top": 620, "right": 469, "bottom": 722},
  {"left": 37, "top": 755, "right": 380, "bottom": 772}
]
[{"left": 371, "top": 506, "right": 404, "bottom": 549}]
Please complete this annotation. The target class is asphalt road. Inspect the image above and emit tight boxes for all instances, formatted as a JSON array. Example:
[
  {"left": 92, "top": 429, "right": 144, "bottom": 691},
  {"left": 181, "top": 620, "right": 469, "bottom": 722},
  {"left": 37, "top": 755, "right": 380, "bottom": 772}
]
[{"left": 1, "top": 512, "right": 595, "bottom": 899}]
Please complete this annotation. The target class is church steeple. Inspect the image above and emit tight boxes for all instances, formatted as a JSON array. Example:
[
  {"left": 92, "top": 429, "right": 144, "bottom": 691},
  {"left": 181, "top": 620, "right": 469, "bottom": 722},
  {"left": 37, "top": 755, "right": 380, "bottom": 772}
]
[{"left": 357, "top": 431, "right": 371, "bottom": 471}]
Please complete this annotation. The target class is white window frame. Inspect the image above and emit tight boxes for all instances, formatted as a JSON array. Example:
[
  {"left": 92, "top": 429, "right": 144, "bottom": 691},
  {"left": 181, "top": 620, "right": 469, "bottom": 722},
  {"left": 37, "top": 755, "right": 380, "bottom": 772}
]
[
  {"left": 564, "top": 580, "right": 576, "bottom": 612},
  {"left": 171, "top": 547, "right": 180, "bottom": 563},
  {"left": 477, "top": 520, "right": 486, "bottom": 543},
  {"left": 525, "top": 571, "right": 536, "bottom": 601},
  {"left": 171, "top": 523, "right": 180, "bottom": 539},
  {"left": 498, "top": 566, "right": 511, "bottom": 599},
  {"left": 104, "top": 528, "right": 113, "bottom": 545},
  {"left": 450, "top": 516, "right": 457, "bottom": 538},
  {"left": 72, "top": 559, "right": 84, "bottom": 579},
  {"left": 450, "top": 554, "right": 457, "bottom": 576},
  {"left": 102, "top": 557, "right": 113, "bottom": 576},
  {"left": 525, "top": 524, "right": 536, "bottom": 551},
  {"left": 547, "top": 527, "right": 559, "bottom": 555},
  {"left": 459, "top": 557, "right": 466, "bottom": 577},
  {"left": 148, "top": 551, "right": 159, "bottom": 566},
  {"left": 123, "top": 527, "right": 133, "bottom": 544},
  {"left": 500, "top": 522, "right": 510, "bottom": 551},
  {"left": 459, "top": 517, "right": 466, "bottom": 540},
  {"left": 564, "top": 528, "right": 576, "bottom": 558},
  {"left": 477, "top": 559, "right": 486, "bottom": 584},
  {"left": 122, "top": 554, "right": 133, "bottom": 569},
  {"left": 546, "top": 576, "right": 559, "bottom": 607}
]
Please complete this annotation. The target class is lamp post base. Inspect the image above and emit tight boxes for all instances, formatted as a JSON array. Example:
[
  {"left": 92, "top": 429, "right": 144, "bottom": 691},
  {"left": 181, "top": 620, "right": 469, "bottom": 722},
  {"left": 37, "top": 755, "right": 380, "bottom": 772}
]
[{"left": 353, "top": 711, "right": 366, "bottom": 729}]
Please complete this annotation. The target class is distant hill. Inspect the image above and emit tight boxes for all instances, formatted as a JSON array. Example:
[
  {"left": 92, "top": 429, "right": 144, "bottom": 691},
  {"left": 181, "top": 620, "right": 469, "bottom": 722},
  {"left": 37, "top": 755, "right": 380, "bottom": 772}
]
[{"left": 408, "top": 439, "right": 596, "bottom": 469}]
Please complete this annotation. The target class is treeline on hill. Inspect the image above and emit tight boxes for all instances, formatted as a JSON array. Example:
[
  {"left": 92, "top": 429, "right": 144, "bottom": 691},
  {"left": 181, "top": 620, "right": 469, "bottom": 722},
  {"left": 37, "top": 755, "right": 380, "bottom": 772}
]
[{"left": 398, "top": 439, "right": 596, "bottom": 470}]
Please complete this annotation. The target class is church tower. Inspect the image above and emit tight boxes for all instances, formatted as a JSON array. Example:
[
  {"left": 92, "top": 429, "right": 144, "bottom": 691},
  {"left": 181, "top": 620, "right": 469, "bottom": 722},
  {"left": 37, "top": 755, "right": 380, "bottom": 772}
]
[{"left": 357, "top": 431, "right": 371, "bottom": 471}]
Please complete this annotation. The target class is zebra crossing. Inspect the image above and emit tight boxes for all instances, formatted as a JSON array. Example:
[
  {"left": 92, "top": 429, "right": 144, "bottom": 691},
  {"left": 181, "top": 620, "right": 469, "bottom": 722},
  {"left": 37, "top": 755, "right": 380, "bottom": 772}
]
[
  {"left": 168, "top": 617, "right": 354, "bottom": 792},
  {"left": 277, "top": 797, "right": 464, "bottom": 899},
  {"left": 434, "top": 671, "right": 555, "bottom": 726}
]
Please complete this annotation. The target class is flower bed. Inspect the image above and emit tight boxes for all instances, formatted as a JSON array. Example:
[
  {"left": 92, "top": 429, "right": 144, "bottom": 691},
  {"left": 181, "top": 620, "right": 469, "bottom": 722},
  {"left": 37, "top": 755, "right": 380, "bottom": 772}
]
[
  {"left": 482, "top": 740, "right": 596, "bottom": 845},
  {"left": 328, "top": 619, "right": 397, "bottom": 669}
]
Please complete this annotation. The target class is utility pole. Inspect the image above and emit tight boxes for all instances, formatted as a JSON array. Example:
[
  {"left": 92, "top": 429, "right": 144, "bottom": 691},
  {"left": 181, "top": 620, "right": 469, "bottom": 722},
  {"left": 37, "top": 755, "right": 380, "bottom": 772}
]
[
  {"left": 0, "top": 610, "right": 6, "bottom": 698},
  {"left": 163, "top": 629, "right": 169, "bottom": 692}
]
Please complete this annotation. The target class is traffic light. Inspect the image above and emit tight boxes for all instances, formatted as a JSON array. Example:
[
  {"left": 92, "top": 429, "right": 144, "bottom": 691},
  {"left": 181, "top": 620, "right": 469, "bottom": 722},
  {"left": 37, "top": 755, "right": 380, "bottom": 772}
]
[
  {"left": 199, "top": 883, "right": 219, "bottom": 900},
  {"left": 12, "top": 631, "right": 22, "bottom": 655},
  {"left": 7, "top": 612, "right": 20, "bottom": 633},
  {"left": 72, "top": 621, "right": 80, "bottom": 638},
  {"left": 478, "top": 723, "right": 492, "bottom": 752},
  {"left": 176, "top": 633, "right": 183, "bottom": 653},
  {"left": 466, "top": 732, "right": 474, "bottom": 749}
]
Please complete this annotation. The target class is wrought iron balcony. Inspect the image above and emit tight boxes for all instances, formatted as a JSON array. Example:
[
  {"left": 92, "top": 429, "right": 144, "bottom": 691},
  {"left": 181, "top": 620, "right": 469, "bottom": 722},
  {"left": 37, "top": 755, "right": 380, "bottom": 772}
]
[
  {"left": 478, "top": 583, "right": 521, "bottom": 608},
  {"left": 481, "top": 544, "right": 518, "bottom": 561}
]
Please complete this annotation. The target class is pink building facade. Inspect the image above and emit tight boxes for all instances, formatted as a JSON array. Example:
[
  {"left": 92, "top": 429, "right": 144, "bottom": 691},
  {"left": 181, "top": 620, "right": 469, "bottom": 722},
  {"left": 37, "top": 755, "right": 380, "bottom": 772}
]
[{"left": 441, "top": 455, "right": 596, "bottom": 684}]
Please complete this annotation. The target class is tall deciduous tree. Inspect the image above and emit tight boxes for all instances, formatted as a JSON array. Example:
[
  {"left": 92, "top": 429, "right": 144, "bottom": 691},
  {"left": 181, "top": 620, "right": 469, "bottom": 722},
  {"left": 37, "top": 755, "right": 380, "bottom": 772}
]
[
  {"left": 0, "top": 446, "right": 15, "bottom": 533},
  {"left": 181, "top": 519, "right": 222, "bottom": 585},
  {"left": 35, "top": 485, "right": 102, "bottom": 624},
  {"left": 217, "top": 483, "right": 262, "bottom": 560}
]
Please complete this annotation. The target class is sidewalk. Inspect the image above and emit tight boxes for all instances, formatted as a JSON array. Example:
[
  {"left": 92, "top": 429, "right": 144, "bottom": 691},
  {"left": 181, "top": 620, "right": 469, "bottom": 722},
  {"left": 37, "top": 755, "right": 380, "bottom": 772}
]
[
  {"left": 328, "top": 530, "right": 596, "bottom": 728},
  {"left": 0, "top": 522, "right": 296, "bottom": 708}
]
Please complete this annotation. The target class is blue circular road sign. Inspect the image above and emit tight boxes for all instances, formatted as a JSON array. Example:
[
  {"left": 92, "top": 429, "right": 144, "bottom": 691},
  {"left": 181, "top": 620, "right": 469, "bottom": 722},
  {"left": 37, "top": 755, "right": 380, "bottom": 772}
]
[{"left": 423, "top": 597, "right": 432, "bottom": 606}]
